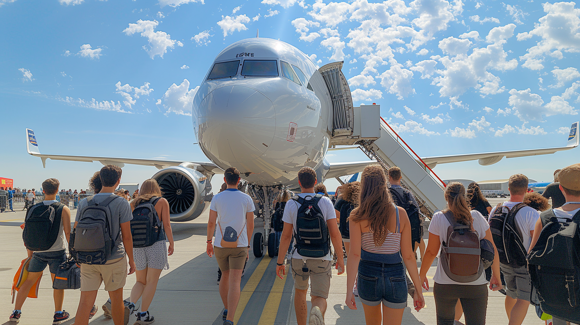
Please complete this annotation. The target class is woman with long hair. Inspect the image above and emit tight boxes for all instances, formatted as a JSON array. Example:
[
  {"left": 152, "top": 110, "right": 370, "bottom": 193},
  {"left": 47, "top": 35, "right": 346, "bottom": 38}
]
[
  {"left": 346, "top": 165, "right": 424, "bottom": 324},
  {"left": 335, "top": 181, "right": 360, "bottom": 257},
  {"left": 466, "top": 182, "right": 492, "bottom": 218},
  {"left": 314, "top": 183, "right": 330, "bottom": 197},
  {"left": 420, "top": 182, "right": 502, "bottom": 325},
  {"left": 127, "top": 179, "right": 174, "bottom": 325}
]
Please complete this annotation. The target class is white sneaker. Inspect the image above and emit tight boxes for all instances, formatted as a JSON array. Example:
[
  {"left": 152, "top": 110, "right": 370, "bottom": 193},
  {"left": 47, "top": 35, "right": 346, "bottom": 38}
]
[{"left": 309, "top": 306, "right": 324, "bottom": 325}]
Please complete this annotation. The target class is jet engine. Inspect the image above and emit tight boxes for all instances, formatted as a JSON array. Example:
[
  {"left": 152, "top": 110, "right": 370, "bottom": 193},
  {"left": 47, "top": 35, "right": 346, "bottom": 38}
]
[{"left": 151, "top": 165, "right": 212, "bottom": 221}]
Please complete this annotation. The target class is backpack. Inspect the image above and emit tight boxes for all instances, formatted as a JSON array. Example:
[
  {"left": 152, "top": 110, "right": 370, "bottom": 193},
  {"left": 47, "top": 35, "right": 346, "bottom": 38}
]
[
  {"left": 338, "top": 201, "right": 354, "bottom": 238},
  {"left": 293, "top": 194, "right": 330, "bottom": 258},
  {"left": 527, "top": 209, "right": 580, "bottom": 323},
  {"left": 489, "top": 203, "right": 528, "bottom": 268},
  {"left": 22, "top": 202, "right": 64, "bottom": 251},
  {"left": 440, "top": 211, "right": 484, "bottom": 283},
  {"left": 131, "top": 197, "right": 164, "bottom": 248},
  {"left": 271, "top": 202, "right": 286, "bottom": 232},
  {"left": 389, "top": 187, "right": 421, "bottom": 245},
  {"left": 70, "top": 196, "right": 120, "bottom": 265}
]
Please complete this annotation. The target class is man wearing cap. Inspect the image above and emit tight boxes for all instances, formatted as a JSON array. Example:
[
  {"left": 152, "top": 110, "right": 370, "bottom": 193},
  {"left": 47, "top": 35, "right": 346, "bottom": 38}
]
[{"left": 529, "top": 163, "right": 580, "bottom": 325}]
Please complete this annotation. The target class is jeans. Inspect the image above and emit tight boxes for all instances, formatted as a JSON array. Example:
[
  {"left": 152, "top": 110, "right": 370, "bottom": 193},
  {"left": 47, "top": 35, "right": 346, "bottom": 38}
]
[
  {"left": 8, "top": 198, "right": 12, "bottom": 210},
  {"left": 357, "top": 260, "right": 407, "bottom": 309}
]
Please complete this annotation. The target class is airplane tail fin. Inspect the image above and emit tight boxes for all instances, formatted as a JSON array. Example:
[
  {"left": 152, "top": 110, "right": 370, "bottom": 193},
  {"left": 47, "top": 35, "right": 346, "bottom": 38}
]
[
  {"left": 567, "top": 122, "right": 579, "bottom": 148},
  {"left": 26, "top": 129, "right": 40, "bottom": 155}
]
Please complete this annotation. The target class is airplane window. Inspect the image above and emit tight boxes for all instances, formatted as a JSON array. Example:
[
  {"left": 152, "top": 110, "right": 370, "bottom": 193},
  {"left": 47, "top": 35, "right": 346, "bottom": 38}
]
[
  {"left": 292, "top": 65, "right": 309, "bottom": 86},
  {"left": 280, "top": 61, "right": 301, "bottom": 85},
  {"left": 307, "top": 83, "right": 314, "bottom": 91},
  {"left": 207, "top": 60, "right": 240, "bottom": 79},
  {"left": 241, "top": 60, "right": 278, "bottom": 77}
]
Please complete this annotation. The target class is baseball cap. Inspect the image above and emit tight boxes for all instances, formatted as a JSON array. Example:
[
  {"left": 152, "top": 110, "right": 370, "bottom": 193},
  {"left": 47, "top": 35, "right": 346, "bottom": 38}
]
[{"left": 559, "top": 163, "right": 580, "bottom": 191}]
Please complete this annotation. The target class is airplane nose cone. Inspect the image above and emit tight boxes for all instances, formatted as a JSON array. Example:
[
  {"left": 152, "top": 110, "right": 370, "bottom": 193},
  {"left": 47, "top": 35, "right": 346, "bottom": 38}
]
[{"left": 197, "top": 85, "right": 276, "bottom": 169}]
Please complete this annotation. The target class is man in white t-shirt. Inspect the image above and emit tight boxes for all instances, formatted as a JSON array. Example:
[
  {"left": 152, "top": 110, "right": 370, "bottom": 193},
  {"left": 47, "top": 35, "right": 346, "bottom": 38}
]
[
  {"left": 276, "top": 167, "right": 345, "bottom": 325},
  {"left": 489, "top": 174, "right": 539, "bottom": 325},
  {"left": 206, "top": 167, "right": 255, "bottom": 325}
]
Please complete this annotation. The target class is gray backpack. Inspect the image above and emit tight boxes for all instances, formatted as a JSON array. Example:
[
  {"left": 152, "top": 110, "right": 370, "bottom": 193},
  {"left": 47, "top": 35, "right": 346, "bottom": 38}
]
[{"left": 70, "top": 196, "right": 120, "bottom": 265}]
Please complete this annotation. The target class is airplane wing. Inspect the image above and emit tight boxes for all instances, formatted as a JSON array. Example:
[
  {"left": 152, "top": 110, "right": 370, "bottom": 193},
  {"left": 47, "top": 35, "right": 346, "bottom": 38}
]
[
  {"left": 25, "top": 129, "right": 222, "bottom": 174},
  {"left": 325, "top": 161, "right": 376, "bottom": 180},
  {"left": 421, "top": 122, "right": 579, "bottom": 168}
]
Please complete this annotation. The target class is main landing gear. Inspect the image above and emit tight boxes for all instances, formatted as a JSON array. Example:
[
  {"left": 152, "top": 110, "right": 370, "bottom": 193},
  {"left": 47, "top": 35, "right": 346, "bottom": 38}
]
[{"left": 248, "top": 185, "right": 282, "bottom": 258}]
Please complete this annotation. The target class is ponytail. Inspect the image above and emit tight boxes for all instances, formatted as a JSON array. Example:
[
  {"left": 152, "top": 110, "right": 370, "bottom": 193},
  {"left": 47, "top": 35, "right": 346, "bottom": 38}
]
[{"left": 444, "top": 182, "right": 473, "bottom": 225}]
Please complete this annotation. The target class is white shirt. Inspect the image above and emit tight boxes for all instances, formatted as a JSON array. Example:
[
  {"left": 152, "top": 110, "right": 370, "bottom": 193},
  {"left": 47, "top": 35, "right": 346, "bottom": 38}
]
[
  {"left": 282, "top": 193, "right": 336, "bottom": 261},
  {"left": 489, "top": 201, "right": 540, "bottom": 251},
  {"left": 210, "top": 189, "right": 255, "bottom": 248},
  {"left": 429, "top": 210, "right": 490, "bottom": 286},
  {"left": 553, "top": 207, "right": 580, "bottom": 222},
  {"left": 26, "top": 192, "right": 34, "bottom": 201}
]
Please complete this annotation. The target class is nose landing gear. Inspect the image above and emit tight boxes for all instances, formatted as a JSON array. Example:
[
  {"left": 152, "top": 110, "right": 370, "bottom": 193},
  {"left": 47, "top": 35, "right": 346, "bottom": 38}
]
[{"left": 248, "top": 185, "right": 283, "bottom": 258}]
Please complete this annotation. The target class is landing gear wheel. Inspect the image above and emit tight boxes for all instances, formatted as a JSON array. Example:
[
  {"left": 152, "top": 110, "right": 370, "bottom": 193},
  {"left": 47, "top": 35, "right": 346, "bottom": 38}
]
[
  {"left": 253, "top": 232, "right": 264, "bottom": 258},
  {"left": 268, "top": 232, "right": 278, "bottom": 258}
]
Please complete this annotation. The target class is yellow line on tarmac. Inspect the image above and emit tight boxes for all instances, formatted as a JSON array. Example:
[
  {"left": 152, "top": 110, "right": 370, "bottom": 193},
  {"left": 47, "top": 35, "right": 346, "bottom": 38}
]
[
  {"left": 234, "top": 256, "right": 271, "bottom": 324},
  {"left": 0, "top": 219, "right": 23, "bottom": 222},
  {"left": 257, "top": 264, "right": 289, "bottom": 325}
]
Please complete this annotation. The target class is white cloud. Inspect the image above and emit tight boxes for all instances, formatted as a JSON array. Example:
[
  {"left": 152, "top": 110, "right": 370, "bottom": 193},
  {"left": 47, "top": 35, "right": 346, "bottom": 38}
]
[
  {"left": 158, "top": 0, "right": 204, "bottom": 7},
  {"left": 0, "top": 0, "right": 17, "bottom": 8},
  {"left": 63, "top": 50, "right": 71, "bottom": 57},
  {"left": 497, "top": 107, "right": 512, "bottom": 116},
  {"left": 180, "top": 65, "right": 189, "bottom": 69},
  {"left": 320, "top": 36, "right": 345, "bottom": 61},
  {"left": 468, "top": 116, "right": 490, "bottom": 131},
  {"left": 59, "top": 96, "right": 127, "bottom": 113},
  {"left": 349, "top": 73, "right": 376, "bottom": 87},
  {"left": 349, "top": 59, "right": 357, "bottom": 64},
  {"left": 551, "top": 67, "right": 580, "bottom": 88},
  {"left": 421, "top": 113, "right": 444, "bottom": 124},
  {"left": 351, "top": 88, "right": 383, "bottom": 102},
  {"left": 562, "top": 81, "right": 580, "bottom": 102},
  {"left": 469, "top": 15, "right": 500, "bottom": 24},
  {"left": 157, "top": 11, "right": 165, "bottom": 18},
  {"left": 518, "top": 2, "right": 580, "bottom": 70},
  {"left": 483, "top": 106, "right": 494, "bottom": 113},
  {"left": 459, "top": 31, "right": 479, "bottom": 39},
  {"left": 404, "top": 105, "right": 416, "bottom": 116},
  {"left": 217, "top": 15, "right": 251, "bottom": 37},
  {"left": 439, "top": 37, "right": 472, "bottom": 56},
  {"left": 417, "top": 48, "right": 429, "bottom": 55},
  {"left": 232, "top": 5, "right": 241, "bottom": 13},
  {"left": 495, "top": 123, "right": 547, "bottom": 136},
  {"left": 391, "top": 120, "right": 440, "bottom": 136},
  {"left": 192, "top": 30, "right": 211, "bottom": 46},
  {"left": 410, "top": 60, "right": 437, "bottom": 79},
  {"left": 380, "top": 63, "right": 415, "bottom": 100},
  {"left": 123, "top": 20, "right": 179, "bottom": 59},
  {"left": 509, "top": 88, "right": 578, "bottom": 121},
  {"left": 449, "top": 127, "right": 476, "bottom": 138},
  {"left": 309, "top": 1, "right": 351, "bottom": 27},
  {"left": 18, "top": 68, "right": 33, "bottom": 82},
  {"left": 544, "top": 95, "right": 577, "bottom": 117},
  {"left": 292, "top": 18, "right": 321, "bottom": 42},
  {"left": 159, "top": 79, "right": 198, "bottom": 116},
  {"left": 430, "top": 102, "right": 446, "bottom": 109},
  {"left": 265, "top": 9, "right": 279, "bottom": 17},
  {"left": 557, "top": 126, "right": 570, "bottom": 134},
  {"left": 59, "top": 0, "right": 83, "bottom": 5},
  {"left": 115, "top": 81, "right": 153, "bottom": 109},
  {"left": 252, "top": 14, "right": 261, "bottom": 21},
  {"left": 504, "top": 4, "right": 526, "bottom": 24},
  {"left": 494, "top": 124, "right": 515, "bottom": 137},
  {"left": 78, "top": 44, "right": 103, "bottom": 59},
  {"left": 261, "top": 0, "right": 297, "bottom": 8},
  {"left": 410, "top": 0, "right": 458, "bottom": 49},
  {"left": 486, "top": 23, "right": 516, "bottom": 44},
  {"left": 392, "top": 111, "right": 405, "bottom": 119}
]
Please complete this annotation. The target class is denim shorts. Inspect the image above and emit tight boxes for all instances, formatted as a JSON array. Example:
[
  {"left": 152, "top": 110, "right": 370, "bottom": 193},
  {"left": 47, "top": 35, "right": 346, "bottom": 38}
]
[
  {"left": 28, "top": 250, "right": 67, "bottom": 274},
  {"left": 358, "top": 260, "right": 407, "bottom": 308}
]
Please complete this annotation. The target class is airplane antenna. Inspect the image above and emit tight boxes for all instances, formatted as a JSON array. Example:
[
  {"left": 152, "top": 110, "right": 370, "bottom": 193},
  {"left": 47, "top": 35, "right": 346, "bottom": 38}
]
[{"left": 257, "top": 29, "right": 259, "bottom": 38}]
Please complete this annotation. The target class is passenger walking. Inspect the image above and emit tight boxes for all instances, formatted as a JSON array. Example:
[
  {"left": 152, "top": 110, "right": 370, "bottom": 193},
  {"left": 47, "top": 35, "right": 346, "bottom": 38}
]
[
  {"left": 73, "top": 165, "right": 136, "bottom": 325},
  {"left": 488, "top": 174, "right": 539, "bottom": 325},
  {"left": 9, "top": 178, "right": 71, "bottom": 324},
  {"left": 467, "top": 182, "right": 492, "bottom": 218},
  {"left": 206, "top": 167, "right": 255, "bottom": 325},
  {"left": 127, "top": 179, "right": 174, "bottom": 325},
  {"left": 420, "top": 182, "right": 502, "bottom": 325},
  {"left": 73, "top": 190, "right": 79, "bottom": 209},
  {"left": 542, "top": 169, "right": 566, "bottom": 208},
  {"left": 7, "top": 187, "right": 14, "bottom": 211},
  {"left": 276, "top": 167, "right": 345, "bottom": 325},
  {"left": 345, "top": 165, "right": 425, "bottom": 324},
  {"left": 314, "top": 184, "right": 329, "bottom": 197},
  {"left": 271, "top": 190, "right": 291, "bottom": 256},
  {"left": 334, "top": 181, "right": 360, "bottom": 258}
]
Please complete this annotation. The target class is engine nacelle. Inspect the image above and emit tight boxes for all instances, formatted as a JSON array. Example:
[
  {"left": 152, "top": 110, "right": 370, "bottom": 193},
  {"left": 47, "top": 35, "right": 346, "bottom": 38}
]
[{"left": 152, "top": 166, "right": 212, "bottom": 221}]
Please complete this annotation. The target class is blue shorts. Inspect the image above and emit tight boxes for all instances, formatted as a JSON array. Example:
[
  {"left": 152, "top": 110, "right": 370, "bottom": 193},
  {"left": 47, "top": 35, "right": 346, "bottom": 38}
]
[
  {"left": 357, "top": 260, "right": 407, "bottom": 308},
  {"left": 28, "top": 250, "right": 66, "bottom": 274}
]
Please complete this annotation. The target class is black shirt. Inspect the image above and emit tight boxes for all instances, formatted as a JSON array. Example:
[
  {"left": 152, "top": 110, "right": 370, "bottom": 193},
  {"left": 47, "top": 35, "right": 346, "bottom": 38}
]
[
  {"left": 542, "top": 182, "right": 566, "bottom": 209},
  {"left": 471, "top": 198, "right": 491, "bottom": 217},
  {"left": 334, "top": 198, "right": 354, "bottom": 238}
]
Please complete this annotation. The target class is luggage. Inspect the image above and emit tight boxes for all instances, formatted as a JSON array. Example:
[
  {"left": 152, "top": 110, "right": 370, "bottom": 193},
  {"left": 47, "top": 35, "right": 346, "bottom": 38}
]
[
  {"left": 293, "top": 194, "right": 330, "bottom": 258},
  {"left": 52, "top": 258, "right": 80, "bottom": 290},
  {"left": 389, "top": 188, "right": 422, "bottom": 246},
  {"left": 131, "top": 197, "right": 164, "bottom": 248},
  {"left": 22, "top": 202, "right": 64, "bottom": 251},
  {"left": 528, "top": 209, "right": 580, "bottom": 323},
  {"left": 70, "top": 196, "right": 120, "bottom": 265},
  {"left": 489, "top": 203, "right": 528, "bottom": 268},
  {"left": 440, "top": 211, "right": 484, "bottom": 283},
  {"left": 271, "top": 202, "right": 286, "bottom": 232}
]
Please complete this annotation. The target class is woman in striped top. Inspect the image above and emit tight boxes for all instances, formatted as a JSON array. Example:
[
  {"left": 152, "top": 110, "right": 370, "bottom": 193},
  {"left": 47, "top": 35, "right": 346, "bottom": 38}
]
[{"left": 345, "top": 165, "right": 425, "bottom": 324}]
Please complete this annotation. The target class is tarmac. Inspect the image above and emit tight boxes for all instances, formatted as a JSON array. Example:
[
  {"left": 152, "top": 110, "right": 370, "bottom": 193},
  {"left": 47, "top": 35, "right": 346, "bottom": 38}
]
[{"left": 0, "top": 198, "right": 543, "bottom": 325}]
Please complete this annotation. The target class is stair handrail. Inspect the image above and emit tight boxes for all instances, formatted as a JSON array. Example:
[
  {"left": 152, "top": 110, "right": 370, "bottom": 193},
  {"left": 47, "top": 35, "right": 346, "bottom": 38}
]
[{"left": 380, "top": 117, "right": 447, "bottom": 188}]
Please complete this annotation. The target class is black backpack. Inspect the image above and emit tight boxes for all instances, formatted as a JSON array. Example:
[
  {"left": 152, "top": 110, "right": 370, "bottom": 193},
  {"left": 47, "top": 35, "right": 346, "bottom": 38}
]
[
  {"left": 271, "top": 202, "right": 286, "bottom": 232},
  {"left": 338, "top": 202, "right": 354, "bottom": 238},
  {"left": 23, "top": 202, "right": 64, "bottom": 251},
  {"left": 489, "top": 203, "right": 528, "bottom": 268},
  {"left": 70, "top": 196, "right": 120, "bottom": 265},
  {"left": 293, "top": 194, "right": 330, "bottom": 258},
  {"left": 131, "top": 197, "right": 164, "bottom": 248},
  {"left": 389, "top": 187, "right": 421, "bottom": 245},
  {"left": 528, "top": 209, "right": 580, "bottom": 323}
]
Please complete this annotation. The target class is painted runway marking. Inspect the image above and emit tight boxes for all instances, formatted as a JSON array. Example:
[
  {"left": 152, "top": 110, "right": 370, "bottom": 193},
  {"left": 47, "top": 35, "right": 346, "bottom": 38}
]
[
  {"left": 257, "top": 264, "right": 289, "bottom": 325},
  {"left": 234, "top": 256, "right": 271, "bottom": 324}
]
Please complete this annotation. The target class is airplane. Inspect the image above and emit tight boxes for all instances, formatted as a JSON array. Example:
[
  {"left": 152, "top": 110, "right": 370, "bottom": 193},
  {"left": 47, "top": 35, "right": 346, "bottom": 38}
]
[{"left": 26, "top": 37, "right": 579, "bottom": 257}]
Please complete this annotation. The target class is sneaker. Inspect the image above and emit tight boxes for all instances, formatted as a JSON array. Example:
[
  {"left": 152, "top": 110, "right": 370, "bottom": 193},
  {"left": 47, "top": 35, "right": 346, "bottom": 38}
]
[
  {"left": 8, "top": 310, "right": 21, "bottom": 323},
  {"left": 222, "top": 309, "right": 228, "bottom": 321},
  {"left": 53, "top": 311, "right": 70, "bottom": 325},
  {"left": 134, "top": 311, "right": 154, "bottom": 325},
  {"left": 124, "top": 300, "right": 137, "bottom": 325},
  {"left": 309, "top": 306, "right": 324, "bottom": 325},
  {"left": 89, "top": 305, "right": 98, "bottom": 319},
  {"left": 217, "top": 269, "right": 222, "bottom": 285},
  {"left": 223, "top": 321, "right": 234, "bottom": 325},
  {"left": 102, "top": 299, "right": 112, "bottom": 319}
]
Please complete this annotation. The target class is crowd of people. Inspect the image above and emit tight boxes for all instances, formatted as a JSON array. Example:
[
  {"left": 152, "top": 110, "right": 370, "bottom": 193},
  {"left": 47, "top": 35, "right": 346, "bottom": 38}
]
[{"left": 8, "top": 162, "right": 580, "bottom": 325}]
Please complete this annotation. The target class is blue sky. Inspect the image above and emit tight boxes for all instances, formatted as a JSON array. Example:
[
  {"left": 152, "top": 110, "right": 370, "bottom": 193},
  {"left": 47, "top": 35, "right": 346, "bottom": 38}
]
[{"left": 1, "top": 0, "right": 579, "bottom": 192}]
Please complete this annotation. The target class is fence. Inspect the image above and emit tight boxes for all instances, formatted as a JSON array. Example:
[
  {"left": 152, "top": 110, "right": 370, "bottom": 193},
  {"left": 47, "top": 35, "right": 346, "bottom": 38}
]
[{"left": 8, "top": 193, "right": 95, "bottom": 210}]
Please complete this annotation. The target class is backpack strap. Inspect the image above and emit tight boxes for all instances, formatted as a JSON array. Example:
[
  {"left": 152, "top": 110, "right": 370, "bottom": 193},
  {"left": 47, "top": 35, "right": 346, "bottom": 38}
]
[
  {"left": 389, "top": 187, "right": 406, "bottom": 207},
  {"left": 539, "top": 209, "right": 558, "bottom": 227},
  {"left": 50, "top": 202, "right": 65, "bottom": 224},
  {"left": 443, "top": 210, "right": 470, "bottom": 231},
  {"left": 97, "top": 195, "right": 121, "bottom": 207},
  {"left": 395, "top": 205, "right": 400, "bottom": 233}
]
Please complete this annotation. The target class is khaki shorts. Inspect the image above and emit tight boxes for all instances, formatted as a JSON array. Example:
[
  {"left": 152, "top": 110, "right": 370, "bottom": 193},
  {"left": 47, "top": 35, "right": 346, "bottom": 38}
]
[
  {"left": 291, "top": 259, "right": 331, "bottom": 299},
  {"left": 80, "top": 257, "right": 127, "bottom": 292},
  {"left": 215, "top": 247, "right": 248, "bottom": 271},
  {"left": 501, "top": 265, "right": 532, "bottom": 301}
]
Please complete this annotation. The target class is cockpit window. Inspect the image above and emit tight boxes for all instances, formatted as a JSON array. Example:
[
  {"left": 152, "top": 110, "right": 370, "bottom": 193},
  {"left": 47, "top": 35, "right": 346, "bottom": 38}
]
[
  {"left": 281, "top": 61, "right": 302, "bottom": 85},
  {"left": 292, "top": 65, "right": 309, "bottom": 86},
  {"left": 207, "top": 60, "right": 240, "bottom": 80},
  {"left": 241, "top": 60, "right": 278, "bottom": 77}
]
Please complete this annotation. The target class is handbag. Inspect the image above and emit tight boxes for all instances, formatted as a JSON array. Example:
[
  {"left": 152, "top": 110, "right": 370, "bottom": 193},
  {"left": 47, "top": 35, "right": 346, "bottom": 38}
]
[
  {"left": 52, "top": 257, "right": 80, "bottom": 290},
  {"left": 218, "top": 219, "right": 246, "bottom": 248}
]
